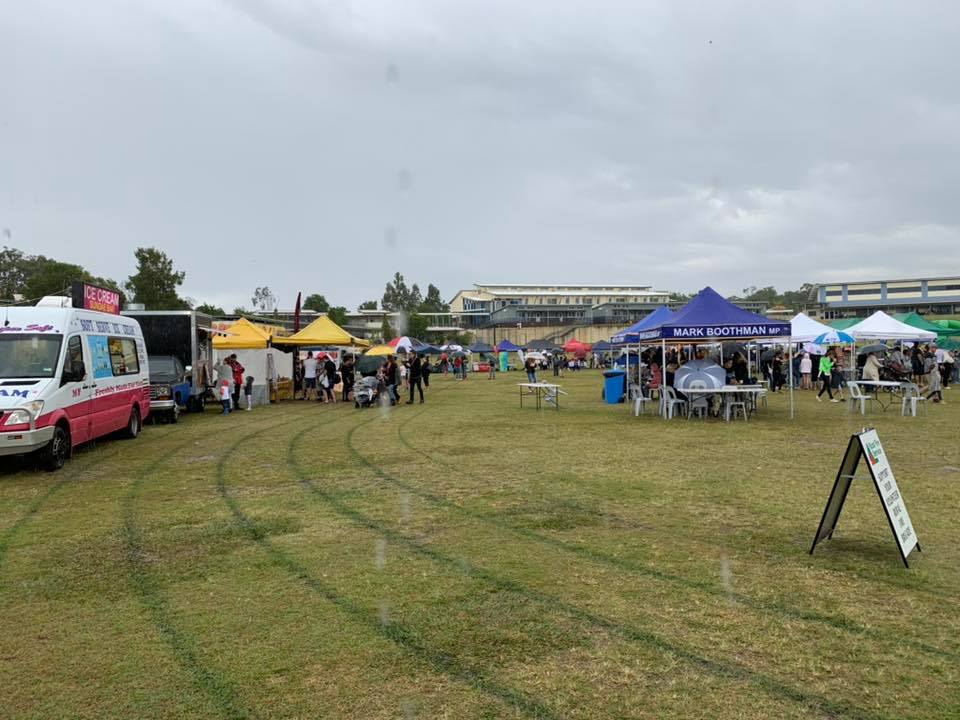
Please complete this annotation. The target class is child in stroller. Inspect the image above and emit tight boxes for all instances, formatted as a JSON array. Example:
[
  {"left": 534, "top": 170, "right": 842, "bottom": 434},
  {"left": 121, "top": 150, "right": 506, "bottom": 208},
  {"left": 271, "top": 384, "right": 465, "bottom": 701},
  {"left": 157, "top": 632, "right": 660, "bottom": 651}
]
[{"left": 354, "top": 375, "right": 381, "bottom": 408}]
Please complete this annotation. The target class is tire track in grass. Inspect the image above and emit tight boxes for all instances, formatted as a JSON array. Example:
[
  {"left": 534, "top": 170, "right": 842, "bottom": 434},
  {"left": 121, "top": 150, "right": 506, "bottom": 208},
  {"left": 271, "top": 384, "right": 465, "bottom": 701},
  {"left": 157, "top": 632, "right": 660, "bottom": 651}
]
[
  {"left": 391, "top": 401, "right": 960, "bottom": 663},
  {"left": 1, "top": 422, "right": 192, "bottom": 577},
  {"left": 216, "top": 406, "right": 562, "bottom": 720},
  {"left": 122, "top": 409, "right": 319, "bottom": 720},
  {"left": 293, "top": 425, "right": 890, "bottom": 720}
]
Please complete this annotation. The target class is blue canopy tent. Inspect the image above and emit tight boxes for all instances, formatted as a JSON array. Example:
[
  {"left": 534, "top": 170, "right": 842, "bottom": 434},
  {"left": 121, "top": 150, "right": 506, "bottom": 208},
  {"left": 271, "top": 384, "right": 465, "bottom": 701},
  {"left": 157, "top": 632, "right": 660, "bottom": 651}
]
[
  {"left": 469, "top": 342, "right": 495, "bottom": 353},
  {"left": 592, "top": 340, "right": 612, "bottom": 352},
  {"left": 610, "top": 305, "right": 675, "bottom": 344},
  {"left": 638, "top": 287, "right": 795, "bottom": 418},
  {"left": 496, "top": 339, "right": 523, "bottom": 352}
]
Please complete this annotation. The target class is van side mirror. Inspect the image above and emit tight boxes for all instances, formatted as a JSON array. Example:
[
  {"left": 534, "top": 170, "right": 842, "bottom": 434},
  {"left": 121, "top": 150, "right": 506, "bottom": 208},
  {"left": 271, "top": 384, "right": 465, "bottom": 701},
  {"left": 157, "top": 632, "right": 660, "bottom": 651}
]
[{"left": 62, "top": 361, "right": 85, "bottom": 385}]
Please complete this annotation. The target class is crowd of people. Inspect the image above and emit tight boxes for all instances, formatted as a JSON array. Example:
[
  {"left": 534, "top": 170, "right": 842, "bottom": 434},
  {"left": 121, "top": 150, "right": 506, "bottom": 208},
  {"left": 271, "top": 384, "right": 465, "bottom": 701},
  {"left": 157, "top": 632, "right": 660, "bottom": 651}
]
[{"left": 293, "top": 351, "right": 433, "bottom": 406}]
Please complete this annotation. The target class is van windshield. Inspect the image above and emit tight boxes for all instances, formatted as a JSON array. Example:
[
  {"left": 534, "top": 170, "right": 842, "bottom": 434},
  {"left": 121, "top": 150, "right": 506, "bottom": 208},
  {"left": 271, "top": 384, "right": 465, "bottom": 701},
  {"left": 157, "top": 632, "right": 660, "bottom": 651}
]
[{"left": 0, "top": 334, "right": 63, "bottom": 379}]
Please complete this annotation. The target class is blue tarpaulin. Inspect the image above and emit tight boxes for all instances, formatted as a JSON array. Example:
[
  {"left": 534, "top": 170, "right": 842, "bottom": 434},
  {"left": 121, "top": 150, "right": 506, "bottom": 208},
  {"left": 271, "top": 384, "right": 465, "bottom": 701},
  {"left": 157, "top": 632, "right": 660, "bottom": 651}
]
[
  {"left": 611, "top": 306, "right": 675, "bottom": 344},
  {"left": 633, "top": 288, "right": 790, "bottom": 341}
]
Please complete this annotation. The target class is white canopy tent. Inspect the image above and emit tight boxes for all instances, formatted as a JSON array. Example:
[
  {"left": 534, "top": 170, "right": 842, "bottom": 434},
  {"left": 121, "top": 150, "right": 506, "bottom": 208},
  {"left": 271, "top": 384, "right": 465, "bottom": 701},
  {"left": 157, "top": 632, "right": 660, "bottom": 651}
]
[
  {"left": 847, "top": 311, "right": 937, "bottom": 341},
  {"left": 789, "top": 313, "right": 836, "bottom": 343}
]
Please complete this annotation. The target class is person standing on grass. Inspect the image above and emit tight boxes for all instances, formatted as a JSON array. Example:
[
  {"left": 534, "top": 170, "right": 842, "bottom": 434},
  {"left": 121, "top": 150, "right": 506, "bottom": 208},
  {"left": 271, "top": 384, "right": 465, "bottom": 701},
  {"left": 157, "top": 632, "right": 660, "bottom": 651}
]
[
  {"left": 322, "top": 354, "right": 338, "bottom": 404},
  {"left": 219, "top": 379, "right": 232, "bottom": 414},
  {"left": 227, "top": 354, "right": 245, "bottom": 411},
  {"left": 422, "top": 358, "right": 432, "bottom": 387},
  {"left": 453, "top": 355, "right": 462, "bottom": 380},
  {"left": 384, "top": 355, "right": 399, "bottom": 405},
  {"left": 406, "top": 353, "right": 424, "bottom": 404},
  {"left": 488, "top": 358, "right": 496, "bottom": 379},
  {"left": 302, "top": 351, "right": 318, "bottom": 401},
  {"left": 340, "top": 354, "right": 355, "bottom": 402},
  {"left": 926, "top": 360, "right": 943, "bottom": 403},
  {"left": 912, "top": 344, "right": 926, "bottom": 385},
  {"left": 817, "top": 349, "right": 838, "bottom": 402},
  {"left": 799, "top": 352, "right": 812, "bottom": 389},
  {"left": 525, "top": 355, "right": 538, "bottom": 385}
]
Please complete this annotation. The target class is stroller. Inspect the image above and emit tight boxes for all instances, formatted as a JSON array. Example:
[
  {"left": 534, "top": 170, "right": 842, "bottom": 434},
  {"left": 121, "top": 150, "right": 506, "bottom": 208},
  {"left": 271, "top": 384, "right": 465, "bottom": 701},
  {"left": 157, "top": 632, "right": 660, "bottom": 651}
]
[{"left": 353, "top": 376, "right": 381, "bottom": 408}]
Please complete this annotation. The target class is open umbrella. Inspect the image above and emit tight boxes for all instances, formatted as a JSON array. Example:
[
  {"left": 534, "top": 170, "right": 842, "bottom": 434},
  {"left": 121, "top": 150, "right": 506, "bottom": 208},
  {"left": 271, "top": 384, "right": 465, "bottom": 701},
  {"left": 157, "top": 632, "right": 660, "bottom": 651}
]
[
  {"left": 356, "top": 354, "right": 384, "bottom": 375},
  {"left": 814, "top": 330, "right": 855, "bottom": 345},
  {"left": 674, "top": 361, "right": 726, "bottom": 390},
  {"left": 722, "top": 342, "right": 747, "bottom": 357},
  {"left": 856, "top": 344, "right": 889, "bottom": 356}
]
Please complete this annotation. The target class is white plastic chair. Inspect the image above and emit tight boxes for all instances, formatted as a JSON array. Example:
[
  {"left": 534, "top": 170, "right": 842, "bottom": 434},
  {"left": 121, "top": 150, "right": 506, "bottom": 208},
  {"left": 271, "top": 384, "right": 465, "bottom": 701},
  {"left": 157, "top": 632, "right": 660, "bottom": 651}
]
[
  {"left": 724, "top": 395, "right": 748, "bottom": 421},
  {"left": 846, "top": 382, "right": 873, "bottom": 415},
  {"left": 662, "top": 387, "right": 687, "bottom": 420},
  {"left": 633, "top": 393, "right": 650, "bottom": 416},
  {"left": 900, "top": 383, "right": 927, "bottom": 417}
]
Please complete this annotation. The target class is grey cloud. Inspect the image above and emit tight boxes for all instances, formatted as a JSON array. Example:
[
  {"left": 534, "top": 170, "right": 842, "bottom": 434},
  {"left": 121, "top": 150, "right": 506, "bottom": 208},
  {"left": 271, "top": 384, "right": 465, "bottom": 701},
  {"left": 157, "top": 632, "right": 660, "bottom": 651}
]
[{"left": 3, "top": 1, "right": 959, "bottom": 310}]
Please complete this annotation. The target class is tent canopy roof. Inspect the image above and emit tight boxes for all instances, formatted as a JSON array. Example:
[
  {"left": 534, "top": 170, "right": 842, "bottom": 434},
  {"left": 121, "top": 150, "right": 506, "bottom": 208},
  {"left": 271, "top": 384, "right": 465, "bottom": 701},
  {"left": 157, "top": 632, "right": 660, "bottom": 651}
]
[
  {"left": 846, "top": 310, "right": 937, "bottom": 341},
  {"left": 274, "top": 315, "right": 370, "bottom": 347},
  {"left": 592, "top": 340, "right": 611, "bottom": 351},
  {"left": 893, "top": 311, "right": 953, "bottom": 335},
  {"left": 213, "top": 317, "right": 272, "bottom": 349},
  {"left": 469, "top": 342, "right": 495, "bottom": 353},
  {"left": 829, "top": 318, "right": 860, "bottom": 330},
  {"left": 611, "top": 305, "right": 674, "bottom": 344},
  {"left": 637, "top": 288, "right": 790, "bottom": 341},
  {"left": 496, "top": 340, "right": 523, "bottom": 352},
  {"left": 789, "top": 313, "right": 836, "bottom": 343}
]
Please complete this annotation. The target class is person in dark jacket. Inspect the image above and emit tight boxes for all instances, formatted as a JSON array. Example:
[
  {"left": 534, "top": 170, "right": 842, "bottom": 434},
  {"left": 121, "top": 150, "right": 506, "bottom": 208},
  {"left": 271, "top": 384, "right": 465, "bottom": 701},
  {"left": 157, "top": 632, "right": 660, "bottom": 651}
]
[
  {"left": 406, "top": 354, "right": 425, "bottom": 404},
  {"left": 322, "top": 354, "right": 337, "bottom": 404}
]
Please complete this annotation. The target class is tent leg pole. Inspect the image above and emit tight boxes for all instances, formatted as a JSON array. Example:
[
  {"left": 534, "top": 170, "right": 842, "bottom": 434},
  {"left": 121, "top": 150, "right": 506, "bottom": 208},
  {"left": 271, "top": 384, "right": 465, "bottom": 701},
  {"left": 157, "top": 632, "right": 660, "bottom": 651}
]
[
  {"left": 789, "top": 337, "right": 795, "bottom": 420},
  {"left": 661, "top": 338, "right": 666, "bottom": 419}
]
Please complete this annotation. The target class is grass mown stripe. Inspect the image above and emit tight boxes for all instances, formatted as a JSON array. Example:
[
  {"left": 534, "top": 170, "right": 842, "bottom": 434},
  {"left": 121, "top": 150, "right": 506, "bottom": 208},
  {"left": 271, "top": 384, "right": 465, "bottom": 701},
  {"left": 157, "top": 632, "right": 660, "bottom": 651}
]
[
  {"left": 292, "top": 420, "right": 890, "bottom": 720},
  {"left": 394, "top": 408, "right": 959, "bottom": 662},
  {"left": 1, "top": 421, "right": 197, "bottom": 577},
  {"left": 215, "top": 406, "right": 561, "bottom": 720},
  {"left": 121, "top": 412, "right": 312, "bottom": 720}
]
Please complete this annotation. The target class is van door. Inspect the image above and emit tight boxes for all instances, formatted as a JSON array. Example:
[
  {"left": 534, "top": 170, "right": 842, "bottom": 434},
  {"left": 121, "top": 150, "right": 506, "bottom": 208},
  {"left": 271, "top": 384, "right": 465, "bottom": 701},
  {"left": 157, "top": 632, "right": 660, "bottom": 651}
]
[
  {"left": 90, "top": 334, "right": 143, "bottom": 434},
  {"left": 54, "top": 335, "right": 93, "bottom": 445}
]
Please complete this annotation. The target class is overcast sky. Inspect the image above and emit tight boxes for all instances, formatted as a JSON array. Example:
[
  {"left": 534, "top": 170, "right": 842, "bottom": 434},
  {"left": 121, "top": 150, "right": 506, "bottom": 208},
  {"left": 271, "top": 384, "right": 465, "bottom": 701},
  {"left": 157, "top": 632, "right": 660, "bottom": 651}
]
[{"left": 4, "top": 1, "right": 959, "bottom": 310}]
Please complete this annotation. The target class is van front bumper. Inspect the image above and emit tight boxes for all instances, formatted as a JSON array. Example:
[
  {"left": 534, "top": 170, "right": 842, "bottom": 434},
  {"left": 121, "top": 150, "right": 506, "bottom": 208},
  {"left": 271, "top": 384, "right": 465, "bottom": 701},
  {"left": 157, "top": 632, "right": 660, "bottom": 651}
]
[
  {"left": 0, "top": 426, "right": 56, "bottom": 457},
  {"left": 150, "top": 399, "right": 176, "bottom": 411}
]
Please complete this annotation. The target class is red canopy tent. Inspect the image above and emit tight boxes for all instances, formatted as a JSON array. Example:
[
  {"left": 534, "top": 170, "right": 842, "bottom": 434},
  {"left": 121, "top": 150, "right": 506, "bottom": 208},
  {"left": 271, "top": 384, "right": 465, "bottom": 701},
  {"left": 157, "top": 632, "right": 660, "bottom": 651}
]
[{"left": 563, "top": 339, "right": 591, "bottom": 352}]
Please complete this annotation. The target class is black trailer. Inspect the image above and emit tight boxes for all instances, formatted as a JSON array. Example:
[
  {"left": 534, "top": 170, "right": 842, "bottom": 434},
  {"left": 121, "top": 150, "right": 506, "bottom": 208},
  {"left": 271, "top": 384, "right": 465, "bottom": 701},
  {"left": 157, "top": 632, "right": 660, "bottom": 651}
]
[{"left": 121, "top": 310, "right": 214, "bottom": 411}]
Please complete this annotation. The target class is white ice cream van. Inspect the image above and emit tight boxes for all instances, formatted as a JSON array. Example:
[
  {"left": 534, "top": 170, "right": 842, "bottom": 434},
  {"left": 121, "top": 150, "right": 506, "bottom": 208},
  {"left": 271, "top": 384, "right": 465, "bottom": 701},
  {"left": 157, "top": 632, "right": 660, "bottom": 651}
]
[{"left": 0, "top": 295, "right": 150, "bottom": 470}]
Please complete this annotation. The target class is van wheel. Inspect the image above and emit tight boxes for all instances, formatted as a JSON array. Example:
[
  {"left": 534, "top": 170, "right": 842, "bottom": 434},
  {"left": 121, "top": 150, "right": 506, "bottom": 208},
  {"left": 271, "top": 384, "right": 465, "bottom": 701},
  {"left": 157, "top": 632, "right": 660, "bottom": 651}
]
[
  {"left": 40, "top": 425, "right": 70, "bottom": 471},
  {"left": 170, "top": 405, "right": 180, "bottom": 424},
  {"left": 125, "top": 407, "right": 141, "bottom": 439}
]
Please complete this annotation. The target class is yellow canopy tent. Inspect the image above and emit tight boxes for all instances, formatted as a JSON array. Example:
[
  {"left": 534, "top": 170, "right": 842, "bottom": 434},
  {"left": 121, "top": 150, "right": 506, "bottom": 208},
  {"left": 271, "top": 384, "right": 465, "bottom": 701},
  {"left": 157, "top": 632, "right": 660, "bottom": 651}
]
[
  {"left": 213, "top": 318, "right": 272, "bottom": 350},
  {"left": 273, "top": 315, "right": 369, "bottom": 348},
  {"left": 364, "top": 344, "right": 395, "bottom": 356}
]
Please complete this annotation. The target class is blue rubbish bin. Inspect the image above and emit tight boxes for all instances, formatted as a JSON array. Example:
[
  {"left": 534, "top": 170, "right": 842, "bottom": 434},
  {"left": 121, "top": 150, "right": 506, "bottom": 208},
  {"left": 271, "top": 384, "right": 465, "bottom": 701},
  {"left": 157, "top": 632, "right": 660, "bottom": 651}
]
[{"left": 602, "top": 370, "right": 626, "bottom": 404}]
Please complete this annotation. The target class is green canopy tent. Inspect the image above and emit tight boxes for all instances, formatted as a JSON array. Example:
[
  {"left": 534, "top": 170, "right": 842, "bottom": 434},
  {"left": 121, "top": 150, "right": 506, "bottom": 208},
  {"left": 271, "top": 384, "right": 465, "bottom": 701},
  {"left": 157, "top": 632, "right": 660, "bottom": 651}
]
[{"left": 829, "top": 318, "right": 860, "bottom": 330}]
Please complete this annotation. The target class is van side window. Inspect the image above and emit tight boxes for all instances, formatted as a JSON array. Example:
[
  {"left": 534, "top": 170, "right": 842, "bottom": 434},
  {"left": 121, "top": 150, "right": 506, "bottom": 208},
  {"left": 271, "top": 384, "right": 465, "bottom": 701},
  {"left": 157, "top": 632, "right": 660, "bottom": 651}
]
[
  {"left": 63, "top": 336, "right": 85, "bottom": 379},
  {"left": 108, "top": 337, "right": 140, "bottom": 376}
]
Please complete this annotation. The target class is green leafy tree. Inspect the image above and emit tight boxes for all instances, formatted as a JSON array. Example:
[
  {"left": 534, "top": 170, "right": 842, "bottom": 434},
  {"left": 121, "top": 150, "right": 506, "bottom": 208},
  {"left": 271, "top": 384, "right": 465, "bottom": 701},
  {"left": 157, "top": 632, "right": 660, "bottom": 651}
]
[
  {"left": 328, "top": 306, "right": 348, "bottom": 327},
  {"left": 303, "top": 294, "right": 330, "bottom": 313},
  {"left": 406, "top": 313, "right": 429, "bottom": 339},
  {"left": 419, "top": 283, "right": 448, "bottom": 313},
  {"left": 125, "top": 247, "right": 188, "bottom": 309},
  {"left": 380, "top": 316, "right": 394, "bottom": 341},
  {"left": 382, "top": 272, "right": 422, "bottom": 313},
  {"left": 358, "top": 299, "right": 378, "bottom": 311},
  {"left": 195, "top": 302, "right": 225, "bottom": 315},
  {"left": 0, "top": 247, "right": 28, "bottom": 299},
  {"left": 232, "top": 307, "right": 248, "bottom": 315}
]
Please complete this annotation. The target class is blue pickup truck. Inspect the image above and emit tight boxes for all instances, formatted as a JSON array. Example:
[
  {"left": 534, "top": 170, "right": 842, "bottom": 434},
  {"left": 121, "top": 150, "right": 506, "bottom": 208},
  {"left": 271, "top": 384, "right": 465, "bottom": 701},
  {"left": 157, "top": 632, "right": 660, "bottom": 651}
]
[{"left": 148, "top": 355, "right": 192, "bottom": 423}]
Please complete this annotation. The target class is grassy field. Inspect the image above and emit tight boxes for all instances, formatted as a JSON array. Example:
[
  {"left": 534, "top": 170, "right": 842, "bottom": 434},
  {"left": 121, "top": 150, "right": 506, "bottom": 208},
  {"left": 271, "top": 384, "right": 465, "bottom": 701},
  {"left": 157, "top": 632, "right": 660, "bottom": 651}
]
[{"left": 1, "top": 370, "right": 958, "bottom": 719}]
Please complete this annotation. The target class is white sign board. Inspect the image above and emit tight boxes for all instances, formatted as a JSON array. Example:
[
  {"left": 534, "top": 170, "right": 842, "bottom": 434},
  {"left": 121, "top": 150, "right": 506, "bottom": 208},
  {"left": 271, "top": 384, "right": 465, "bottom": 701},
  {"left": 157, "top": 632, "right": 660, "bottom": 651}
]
[
  {"left": 810, "top": 429, "right": 920, "bottom": 567},
  {"left": 858, "top": 429, "right": 918, "bottom": 561}
]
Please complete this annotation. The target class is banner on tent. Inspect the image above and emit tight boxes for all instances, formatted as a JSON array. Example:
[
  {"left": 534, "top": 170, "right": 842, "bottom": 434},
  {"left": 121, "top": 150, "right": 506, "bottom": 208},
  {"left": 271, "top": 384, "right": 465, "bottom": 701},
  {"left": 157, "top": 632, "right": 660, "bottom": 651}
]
[{"left": 810, "top": 429, "right": 919, "bottom": 567}]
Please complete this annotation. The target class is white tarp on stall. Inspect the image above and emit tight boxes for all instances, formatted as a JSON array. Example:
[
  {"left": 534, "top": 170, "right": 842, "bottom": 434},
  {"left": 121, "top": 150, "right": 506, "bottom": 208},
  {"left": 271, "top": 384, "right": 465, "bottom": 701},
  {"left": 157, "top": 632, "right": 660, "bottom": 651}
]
[{"left": 215, "top": 347, "right": 292, "bottom": 406}]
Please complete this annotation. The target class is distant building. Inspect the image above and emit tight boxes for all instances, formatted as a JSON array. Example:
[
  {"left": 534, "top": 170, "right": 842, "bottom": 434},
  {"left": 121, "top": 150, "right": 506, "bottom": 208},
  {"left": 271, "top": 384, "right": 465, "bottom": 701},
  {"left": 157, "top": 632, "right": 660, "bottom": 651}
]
[
  {"left": 448, "top": 283, "right": 671, "bottom": 330},
  {"left": 812, "top": 276, "right": 960, "bottom": 319}
]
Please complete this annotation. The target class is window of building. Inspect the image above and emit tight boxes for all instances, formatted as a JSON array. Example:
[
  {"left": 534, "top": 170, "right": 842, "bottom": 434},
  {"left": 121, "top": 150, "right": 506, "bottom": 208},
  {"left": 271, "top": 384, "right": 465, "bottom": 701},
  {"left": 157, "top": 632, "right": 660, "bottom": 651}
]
[
  {"left": 887, "top": 286, "right": 922, "bottom": 294},
  {"left": 846, "top": 288, "right": 881, "bottom": 296},
  {"left": 928, "top": 284, "right": 960, "bottom": 292}
]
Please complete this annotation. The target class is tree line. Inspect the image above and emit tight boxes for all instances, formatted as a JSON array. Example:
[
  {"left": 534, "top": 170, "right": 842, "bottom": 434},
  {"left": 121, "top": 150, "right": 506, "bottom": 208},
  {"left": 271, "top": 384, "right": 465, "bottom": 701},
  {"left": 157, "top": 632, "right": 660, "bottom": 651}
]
[{"left": 0, "top": 246, "right": 459, "bottom": 338}]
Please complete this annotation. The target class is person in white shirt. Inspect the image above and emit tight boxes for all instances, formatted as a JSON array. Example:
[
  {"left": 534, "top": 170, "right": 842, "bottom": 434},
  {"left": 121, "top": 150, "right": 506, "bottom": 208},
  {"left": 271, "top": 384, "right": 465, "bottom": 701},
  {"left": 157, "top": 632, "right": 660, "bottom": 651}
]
[
  {"left": 302, "top": 351, "right": 319, "bottom": 401},
  {"left": 799, "top": 352, "right": 812, "bottom": 389}
]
